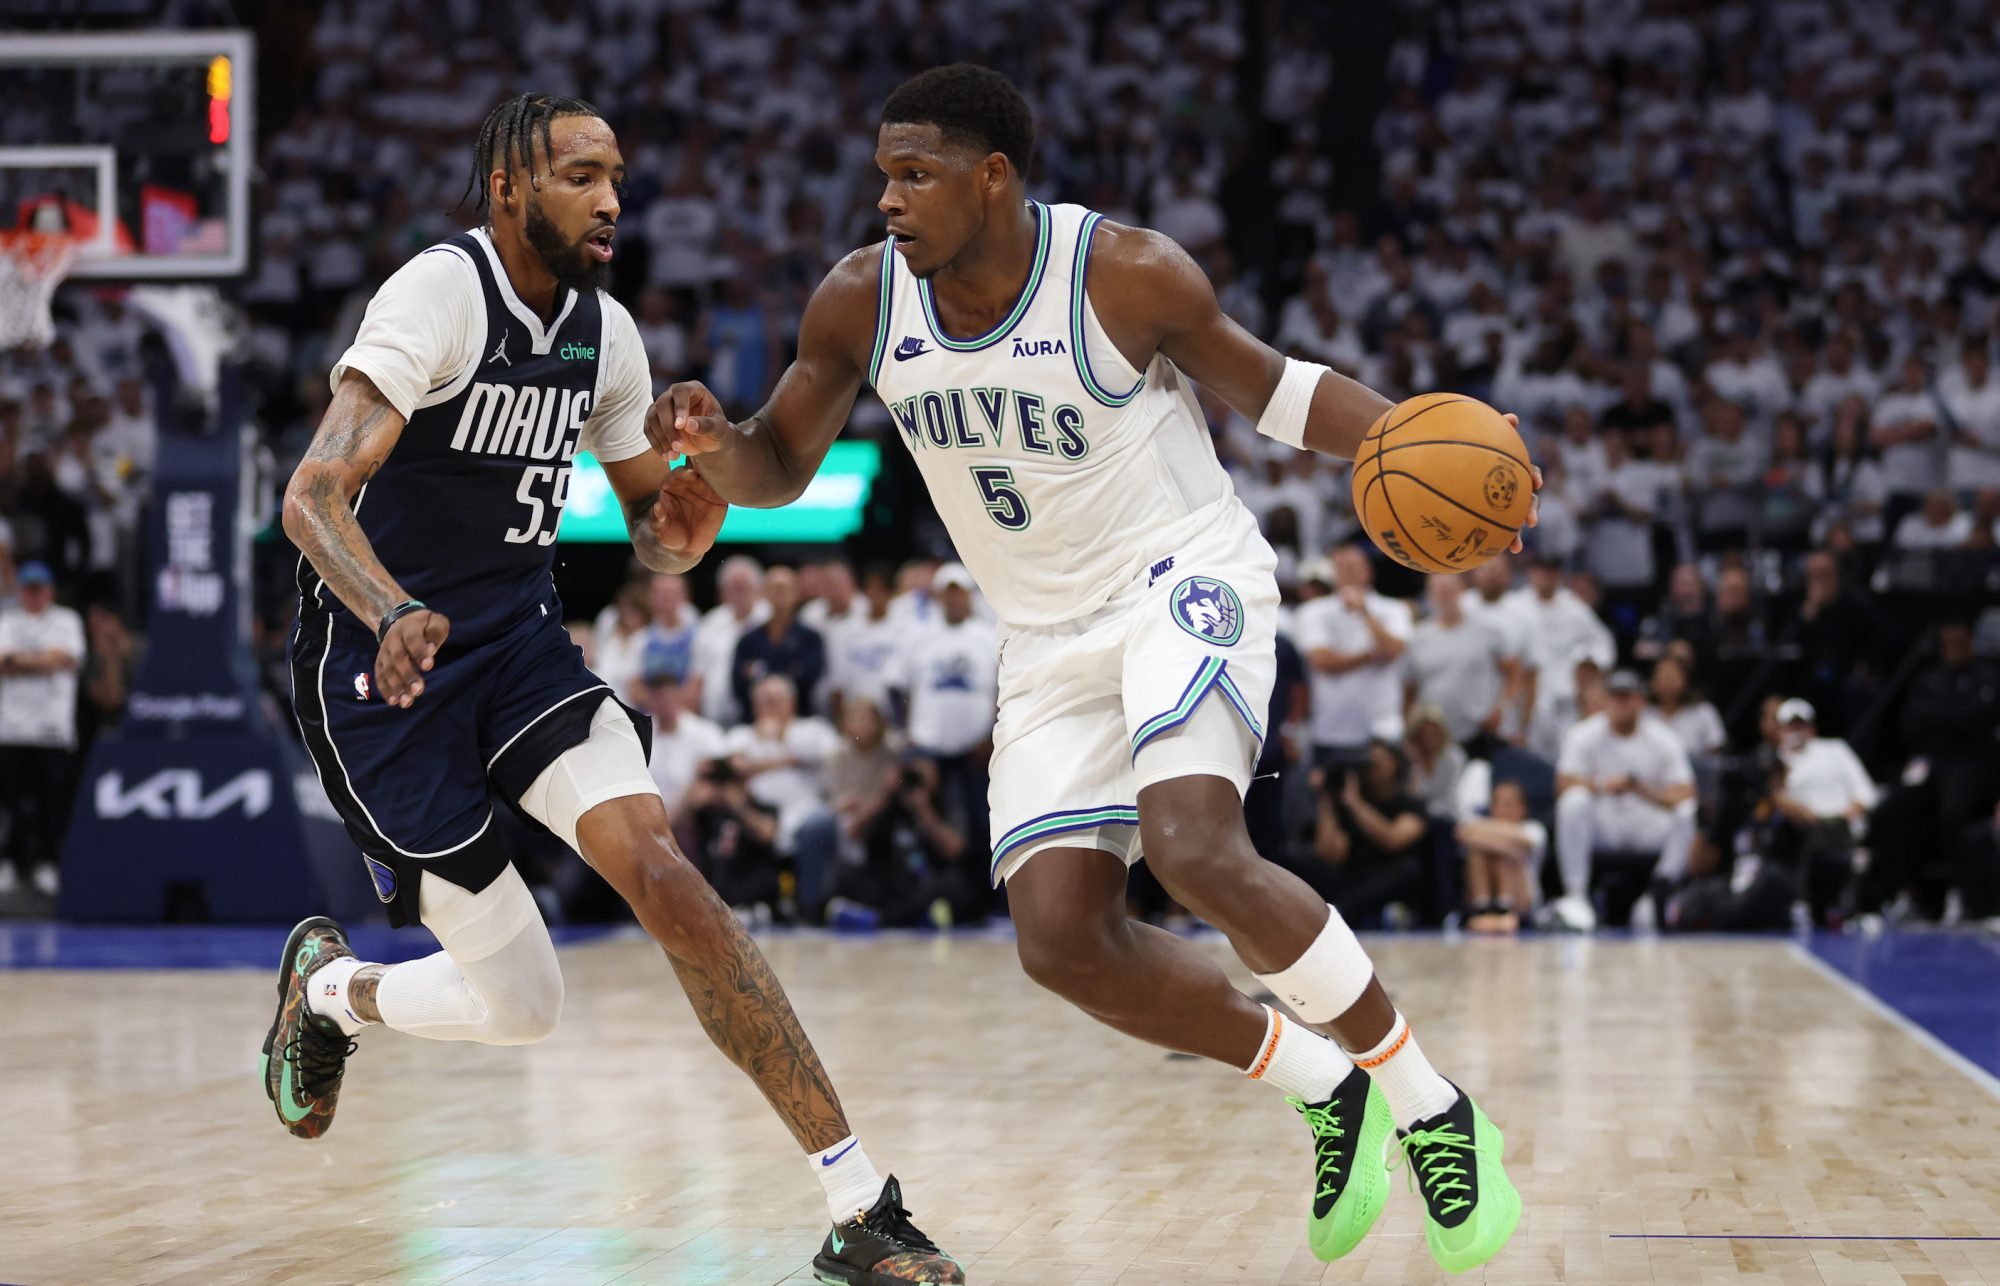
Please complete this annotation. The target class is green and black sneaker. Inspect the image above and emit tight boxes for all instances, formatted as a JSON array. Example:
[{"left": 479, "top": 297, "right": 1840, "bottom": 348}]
[
  {"left": 812, "top": 1175, "right": 963, "bottom": 1285},
  {"left": 1289, "top": 1063, "right": 1394, "bottom": 1261},
  {"left": 1394, "top": 1084, "right": 1521, "bottom": 1273},
  {"left": 259, "top": 916, "right": 358, "bottom": 1140}
]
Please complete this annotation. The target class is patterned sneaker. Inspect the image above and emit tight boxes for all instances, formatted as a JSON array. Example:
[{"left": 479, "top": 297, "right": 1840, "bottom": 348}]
[
  {"left": 259, "top": 916, "right": 358, "bottom": 1140},
  {"left": 1290, "top": 1064, "right": 1394, "bottom": 1261},
  {"left": 812, "top": 1175, "right": 963, "bottom": 1284},
  {"left": 1394, "top": 1085, "right": 1521, "bottom": 1273}
]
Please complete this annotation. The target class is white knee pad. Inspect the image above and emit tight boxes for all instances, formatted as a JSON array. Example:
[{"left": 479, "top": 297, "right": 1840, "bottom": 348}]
[
  {"left": 380, "top": 865, "right": 566, "bottom": 1045},
  {"left": 516, "top": 697, "right": 659, "bottom": 855}
]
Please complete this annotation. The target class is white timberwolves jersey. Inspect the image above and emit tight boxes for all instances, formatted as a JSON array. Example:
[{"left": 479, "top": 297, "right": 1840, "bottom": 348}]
[{"left": 869, "top": 202, "right": 1254, "bottom": 627}]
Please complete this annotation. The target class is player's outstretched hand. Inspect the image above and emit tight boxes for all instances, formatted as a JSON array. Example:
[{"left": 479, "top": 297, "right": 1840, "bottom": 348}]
[
  {"left": 1499, "top": 411, "right": 1544, "bottom": 555},
  {"left": 646, "top": 380, "right": 730, "bottom": 460},
  {"left": 377, "top": 609, "right": 449, "bottom": 709},
  {"left": 650, "top": 465, "right": 729, "bottom": 565}
]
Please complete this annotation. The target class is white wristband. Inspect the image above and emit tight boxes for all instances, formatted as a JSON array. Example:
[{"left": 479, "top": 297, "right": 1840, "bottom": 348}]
[{"left": 1255, "top": 356, "right": 1328, "bottom": 449}]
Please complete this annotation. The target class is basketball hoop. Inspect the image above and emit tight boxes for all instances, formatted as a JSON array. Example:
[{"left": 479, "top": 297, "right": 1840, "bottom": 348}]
[{"left": 0, "top": 230, "right": 78, "bottom": 350}]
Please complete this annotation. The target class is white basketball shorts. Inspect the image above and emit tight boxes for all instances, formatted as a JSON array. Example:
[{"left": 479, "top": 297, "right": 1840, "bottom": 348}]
[{"left": 986, "top": 501, "right": 1279, "bottom": 885}]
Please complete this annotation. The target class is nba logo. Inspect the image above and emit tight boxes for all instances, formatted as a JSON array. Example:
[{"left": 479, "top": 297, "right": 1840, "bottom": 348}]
[{"left": 353, "top": 672, "right": 371, "bottom": 701}]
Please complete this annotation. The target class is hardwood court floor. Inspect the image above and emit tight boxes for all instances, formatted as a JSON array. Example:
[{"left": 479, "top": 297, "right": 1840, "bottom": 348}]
[{"left": 4, "top": 931, "right": 1999, "bottom": 1285}]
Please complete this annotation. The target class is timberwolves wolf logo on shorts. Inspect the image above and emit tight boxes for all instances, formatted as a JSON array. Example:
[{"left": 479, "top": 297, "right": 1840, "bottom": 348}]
[{"left": 1169, "top": 576, "right": 1244, "bottom": 646}]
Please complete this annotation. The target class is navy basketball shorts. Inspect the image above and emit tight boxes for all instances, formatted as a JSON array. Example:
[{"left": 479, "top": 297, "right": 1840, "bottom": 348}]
[{"left": 290, "top": 608, "right": 650, "bottom": 927}]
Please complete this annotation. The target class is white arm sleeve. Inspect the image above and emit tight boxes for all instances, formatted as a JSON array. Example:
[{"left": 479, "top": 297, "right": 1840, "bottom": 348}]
[
  {"left": 580, "top": 296, "right": 654, "bottom": 464},
  {"left": 330, "top": 248, "right": 483, "bottom": 419}
]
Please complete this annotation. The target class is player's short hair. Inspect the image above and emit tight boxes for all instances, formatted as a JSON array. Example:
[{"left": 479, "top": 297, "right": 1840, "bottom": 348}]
[
  {"left": 881, "top": 64, "right": 1034, "bottom": 176},
  {"left": 466, "top": 92, "right": 603, "bottom": 217}
]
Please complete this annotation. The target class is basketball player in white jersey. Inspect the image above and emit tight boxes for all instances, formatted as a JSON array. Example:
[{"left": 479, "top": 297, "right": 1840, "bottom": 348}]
[{"left": 654, "top": 66, "right": 1527, "bottom": 1270}]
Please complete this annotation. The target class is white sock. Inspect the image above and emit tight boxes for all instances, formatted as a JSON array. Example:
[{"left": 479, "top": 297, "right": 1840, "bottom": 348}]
[
  {"left": 1354, "top": 1011, "right": 1459, "bottom": 1128},
  {"left": 1253, "top": 905, "right": 1376, "bottom": 1023},
  {"left": 812, "top": 1135, "right": 884, "bottom": 1222},
  {"left": 1243, "top": 1004, "right": 1352, "bottom": 1102},
  {"left": 305, "top": 956, "right": 369, "bottom": 1036}
]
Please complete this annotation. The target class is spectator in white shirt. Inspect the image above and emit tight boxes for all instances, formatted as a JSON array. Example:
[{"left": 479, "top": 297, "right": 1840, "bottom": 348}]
[
  {"left": 1509, "top": 556, "right": 1617, "bottom": 756},
  {"left": 725, "top": 673, "right": 842, "bottom": 912},
  {"left": 1403, "top": 575, "right": 1509, "bottom": 752},
  {"left": 826, "top": 564, "right": 904, "bottom": 726},
  {"left": 1461, "top": 557, "right": 1532, "bottom": 740},
  {"left": 692, "top": 555, "right": 769, "bottom": 725},
  {"left": 0, "top": 562, "right": 86, "bottom": 898},
  {"left": 1941, "top": 345, "right": 2000, "bottom": 491},
  {"left": 591, "top": 581, "right": 653, "bottom": 705},
  {"left": 1297, "top": 544, "right": 1414, "bottom": 770},
  {"left": 1768, "top": 697, "right": 1878, "bottom": 924},
  {"left": 632, "top": 638, "right": 728, "bottom": 843},
  {"left": 1870, "top": 353, "right": 1946, "bottom": 524},
  {"left": 1648, "top": 653, "right": 1726, "bottom": 760},
  {"left": 893, "top": 563, "right": 999, "bottom": 866},
  {"left": 1892, "top": 489, "right": 1976, "bottom": 550},
  {"left": 1552, "top": 670, "right": 1698, "bottom": 931},
  {"left": 1799, "top": 335, "right": 1881, "bottom": 434},
  {"left": 1456, "top": 779, "right": 1548, "bottom": 934}
]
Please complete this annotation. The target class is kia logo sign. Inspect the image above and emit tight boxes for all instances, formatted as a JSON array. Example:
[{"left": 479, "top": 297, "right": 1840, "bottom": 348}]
[{"left": 94, "top": 769, "right": 273, "bottom": 820}]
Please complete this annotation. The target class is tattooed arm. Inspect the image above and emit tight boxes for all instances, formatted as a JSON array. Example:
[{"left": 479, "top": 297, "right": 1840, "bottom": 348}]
[
  {"left": 601, "top": 451, "right": 729, "bottom": 575},
  {"left": 282, "top": 371, "right": 446, "bottom": 708}
]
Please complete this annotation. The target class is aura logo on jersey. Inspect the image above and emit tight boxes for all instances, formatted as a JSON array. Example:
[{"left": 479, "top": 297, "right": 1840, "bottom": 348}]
[
  {"left": 1010, "top": 337, "right": 1068, "bottom": 358},
  {"left": 887, "top": 387, "right": 1090, "bottom": 459},
  {"left": 449, "top": 382, "right": 593, "bottom": 461},
  {"left": 1168, "top": 576, "right": 1244, "bottom": 646}
]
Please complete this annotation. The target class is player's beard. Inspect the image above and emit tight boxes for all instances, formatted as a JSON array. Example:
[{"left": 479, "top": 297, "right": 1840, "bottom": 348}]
[{"left": 524, "top": 197, "right": 608, "bottom": 294}]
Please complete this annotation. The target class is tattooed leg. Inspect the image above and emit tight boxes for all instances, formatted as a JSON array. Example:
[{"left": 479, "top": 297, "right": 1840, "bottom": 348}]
[
  {"left": 577, "top": 793, "right": 851, "bottom": 1152},
  {"left": 348, "top": 964, "right": 387, "bottom": 1024}
]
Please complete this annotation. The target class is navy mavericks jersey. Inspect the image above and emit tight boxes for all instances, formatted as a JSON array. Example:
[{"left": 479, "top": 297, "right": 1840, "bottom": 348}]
[{"left": 299, "top": 230, "right": 605, "bottom": 649}]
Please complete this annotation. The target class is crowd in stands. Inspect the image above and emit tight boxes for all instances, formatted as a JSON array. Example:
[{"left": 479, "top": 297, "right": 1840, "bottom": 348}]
[{"left": 3, "top": 0, "right": 1998, "bottom": 929}]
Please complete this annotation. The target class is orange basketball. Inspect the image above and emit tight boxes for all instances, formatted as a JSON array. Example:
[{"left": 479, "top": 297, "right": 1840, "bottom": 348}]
[{"left": 1350, "top": 393, "right": 1534, "bottom": 574}]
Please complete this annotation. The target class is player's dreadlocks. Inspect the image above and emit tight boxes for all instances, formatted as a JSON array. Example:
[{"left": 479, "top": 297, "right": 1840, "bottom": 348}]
[
  {"left": 881, "top": 64, "right": 1035, "bottom": 175},
  {"left": 464, "top": 92, "right": 602, "bottom": 219}
]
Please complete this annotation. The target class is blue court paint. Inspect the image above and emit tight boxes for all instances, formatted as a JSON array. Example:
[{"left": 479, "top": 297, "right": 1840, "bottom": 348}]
[
  {"left": 1806, "top": 932, "right": 2000, "bottom": 1082},
  {"left": 0, "top": 921, "right": 617, "bottom": 970}
]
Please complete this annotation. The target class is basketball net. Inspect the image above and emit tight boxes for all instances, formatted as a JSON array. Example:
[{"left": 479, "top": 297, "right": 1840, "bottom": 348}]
[{"left": 0, "top": 231, "right": 78, "bottom": 350}]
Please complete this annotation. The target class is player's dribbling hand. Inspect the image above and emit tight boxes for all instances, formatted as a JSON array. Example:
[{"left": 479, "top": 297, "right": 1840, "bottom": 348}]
[
  {"left": 650, "top": 464, "right": 729, "bottom": 563},
  {"left": 1498, "top": 412, "right": 1544, "bottom": 555},
  {"left": 377, "top": 609, "right": 449, "bottom": 709},
  {"left": 646, "top": 380, "right": 730, "bottom": 460}
]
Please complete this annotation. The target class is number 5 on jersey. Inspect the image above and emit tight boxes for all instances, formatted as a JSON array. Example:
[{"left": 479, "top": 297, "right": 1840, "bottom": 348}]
[
  {"left": 972, "top": 466, "right": 1030, "bottom": 530},
  {"left": 505, "top": 465, "right": 571, "bottom": 545}
]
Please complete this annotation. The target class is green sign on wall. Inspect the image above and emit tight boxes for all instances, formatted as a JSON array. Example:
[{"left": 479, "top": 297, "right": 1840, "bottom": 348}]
[{"left": 559, "top": 442, "right": 882, "bottom": 544}]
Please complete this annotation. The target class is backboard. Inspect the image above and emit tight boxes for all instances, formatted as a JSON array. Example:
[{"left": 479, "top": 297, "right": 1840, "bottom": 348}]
[{"left": 0, "top": 30, "right": 254, "bottom": 280}]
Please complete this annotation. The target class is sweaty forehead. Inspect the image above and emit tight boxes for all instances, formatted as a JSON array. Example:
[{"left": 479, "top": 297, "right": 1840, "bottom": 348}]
[
  {"left": 876, "top": 122, "right": 978, "bottom": 167},
  {"left": 548, "top": 115, "right": 622, "bottom": 167}
]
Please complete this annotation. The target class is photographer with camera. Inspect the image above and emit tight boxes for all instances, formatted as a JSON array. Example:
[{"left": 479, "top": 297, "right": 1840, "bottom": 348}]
[
  {"left": 1291, "top": 739, "right": 1429, "bottom": 927},
  {"left": 683, "top": 756, "right": 784, "bottom": 920},
  {"left": 825, "top": 751, "right": 978, "bottom": 930}
]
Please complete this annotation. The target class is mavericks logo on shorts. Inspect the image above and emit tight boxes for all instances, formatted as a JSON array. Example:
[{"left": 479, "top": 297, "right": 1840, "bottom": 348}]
[{"left": 1168, "top": 576, "right": 1244, "bottom": 646}]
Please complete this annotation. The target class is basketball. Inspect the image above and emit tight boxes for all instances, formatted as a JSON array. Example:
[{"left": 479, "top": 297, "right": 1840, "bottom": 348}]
[{"left": 1351, "top": 393, "right": 1535, "bottom": 574}]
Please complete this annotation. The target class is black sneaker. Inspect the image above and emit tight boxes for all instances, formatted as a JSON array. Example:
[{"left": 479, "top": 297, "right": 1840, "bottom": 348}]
[
  {"left": 812, "top": 1175, "right": 963, "bottom": 1284},
  {"left": 259, "top": 916, "right": 359, "bottom": 1140}
]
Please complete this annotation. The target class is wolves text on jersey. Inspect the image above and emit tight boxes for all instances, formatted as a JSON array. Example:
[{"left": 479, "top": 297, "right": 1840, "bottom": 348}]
[{"left": 886, "top": 387, "right": 1091, "bottom": 460}]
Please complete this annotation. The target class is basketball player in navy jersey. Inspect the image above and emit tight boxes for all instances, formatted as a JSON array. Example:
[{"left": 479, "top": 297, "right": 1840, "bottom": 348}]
[
  {"left": 267, "top": 94, "right": 961, "bottom": 1286},
  {"left": 655, "top": 67, "right": 1535, "bottom": 1271}
]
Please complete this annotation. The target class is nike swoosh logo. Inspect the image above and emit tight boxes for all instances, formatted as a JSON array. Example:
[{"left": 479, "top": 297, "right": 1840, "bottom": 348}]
[
  {"left": 829, "top": 1228, "right": 845, "bottom": 1253},
  {"left": 893, "top": 339, "right": 929, "bottom": 361},
  {"left": 821, "top": 1139, "right": 859, "bottom": 1166},
  {"left": 276, "top": 1039, "right": 316, "bottom": 1124}
]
